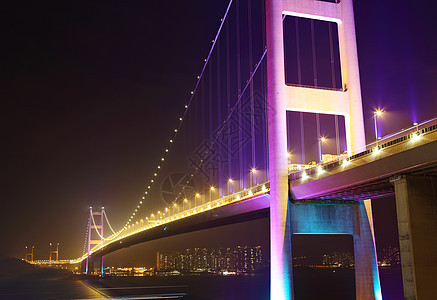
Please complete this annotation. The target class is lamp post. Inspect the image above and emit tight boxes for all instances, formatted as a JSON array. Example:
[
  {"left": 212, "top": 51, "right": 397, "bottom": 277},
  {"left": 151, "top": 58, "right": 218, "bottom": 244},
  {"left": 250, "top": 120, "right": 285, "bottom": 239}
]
[
  {"left": 209, "top": 186, "right": 215, "bottom": 202},
  {"left": 318, "top": 137, "right": 326, "bottom": 163},
  {"left": 250, "top": 168, "right": 257, "bottom": 187},
  {"left": 374, "top": 110, "right": 383, "bottom": 141},
  {"left": 195, "top": 193, "right": 200, "bottom": 207},
  {"left": 227, "top": 178, "right": 233, "bottom": 195}
]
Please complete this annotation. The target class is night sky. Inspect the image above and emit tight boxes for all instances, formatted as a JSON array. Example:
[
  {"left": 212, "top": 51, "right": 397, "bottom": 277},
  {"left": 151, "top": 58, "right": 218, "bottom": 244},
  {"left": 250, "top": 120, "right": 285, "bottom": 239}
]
[{"left": 2, "top": 0, "right": 436, "bottom": 266}]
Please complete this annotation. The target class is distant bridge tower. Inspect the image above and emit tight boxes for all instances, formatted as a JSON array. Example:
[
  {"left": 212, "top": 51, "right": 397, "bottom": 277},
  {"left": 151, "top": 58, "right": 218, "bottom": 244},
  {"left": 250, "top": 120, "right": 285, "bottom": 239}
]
[
  {"left": 24, "top": 245, "right": 34, "bottom": 262},
  {"left": 85, "top": 207, "right": 104, "bottom": 276},
  {"left": 265, "top": 0, "right": 381, "bottom": 299},
  {"left": 49, "top": 242, "right": 59, "bottom": 262}
]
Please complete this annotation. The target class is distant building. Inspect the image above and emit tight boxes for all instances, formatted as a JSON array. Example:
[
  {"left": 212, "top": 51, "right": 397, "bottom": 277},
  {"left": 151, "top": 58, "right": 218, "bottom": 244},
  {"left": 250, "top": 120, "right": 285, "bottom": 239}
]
[
  {"left": 157, "top": 246, "right": 263, "bottom": 273},
  {"left": 322, "top": 251, "right": 354, "bottom": 268},
  {"left": 379, "top": 247, "right": 400, "bottom": 267}
]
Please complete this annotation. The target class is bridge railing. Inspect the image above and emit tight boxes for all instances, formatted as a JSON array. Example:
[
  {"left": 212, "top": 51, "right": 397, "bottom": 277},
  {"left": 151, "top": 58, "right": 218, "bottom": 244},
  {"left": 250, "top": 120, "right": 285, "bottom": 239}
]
[
  {"left": 81, "top": 181, "right": 271, "bottom": 259},
  {"left": 289, "top": 117, "right": 437, "bottom": 182}
]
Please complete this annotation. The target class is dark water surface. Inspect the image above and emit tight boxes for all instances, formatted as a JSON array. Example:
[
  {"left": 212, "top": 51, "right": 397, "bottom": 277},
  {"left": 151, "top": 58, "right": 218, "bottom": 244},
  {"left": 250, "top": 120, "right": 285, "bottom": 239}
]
[{"left": 0, "top": 257, "right": 402, "bottom": 300}]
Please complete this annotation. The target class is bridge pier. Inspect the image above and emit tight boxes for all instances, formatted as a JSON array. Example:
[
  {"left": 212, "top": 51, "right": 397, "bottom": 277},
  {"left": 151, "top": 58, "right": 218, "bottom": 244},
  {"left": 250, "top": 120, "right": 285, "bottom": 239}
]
[
  {"left": 289, "top": 200, "right": 382, "bottom": 300},
  {"left": 85, "top": 256, "right": 103, "bottom": 276},
  {"left": 391, "top": 175, "right": 437, "bottom": 300}
]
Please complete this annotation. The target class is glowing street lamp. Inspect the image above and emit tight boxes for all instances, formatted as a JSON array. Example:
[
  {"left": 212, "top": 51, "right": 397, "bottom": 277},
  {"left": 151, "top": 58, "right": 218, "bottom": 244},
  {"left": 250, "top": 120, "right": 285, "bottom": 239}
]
[
  {"left": 374, "top": 110, "right": 383, "bottom": 141},
  {"left": 227, "top": 178, "right": 234, "bottom": 195},
  {"left": 250, "top": 168, "right": 257, "bottom": 187},
  {"left": 173, "top": 203, "right": 178, "bottom": 215},
  {"left": 209, "top": 186, "right": 215, "bottom": 202},
  {"left": 195, "top": 193, "right": 200, "bottom": 207},
  {"left": 318, "top": 137, "right": 326, "bottom": 163}
]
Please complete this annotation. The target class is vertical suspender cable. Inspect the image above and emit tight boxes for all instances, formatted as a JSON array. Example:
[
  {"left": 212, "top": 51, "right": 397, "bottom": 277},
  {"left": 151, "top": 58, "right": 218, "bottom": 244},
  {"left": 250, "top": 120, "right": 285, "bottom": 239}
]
[
  {"left": 296, "top": 17, "right": 305, "bottom": 164},
  {"left": 311, "top": 20, "right": 317, "bottom": 88},
  {"left": 217, "top": 39, "right": 222, "bottom": 195},
  {"left": 311, "top": 19, "right": 321, "bottom": 162},
  {"left": 295, "top": 17, "right": 302, "bottom": 85},
  {"left": 248, "top": 0, "right": 255, "bottom": 174},
  {"left": 209, "top": 62, "right": 213, "bottom": 192},
  {"left": 300, "top": 112, "right": 305, "bottom": 164},
  {"left": 329, "top": 22, "right": 341, "bottom": 156},
  {"left": 262, "top": 0, "right": 268, "bottom": 177},
  {"left": 226, "top": 17, "right": 232, "bottom": 185},
  {"left": 236, "top": 0, "right": 243, "bottom": 190},
  {"left": 316, "top": 113, "right": 321, "bottom": 162}
]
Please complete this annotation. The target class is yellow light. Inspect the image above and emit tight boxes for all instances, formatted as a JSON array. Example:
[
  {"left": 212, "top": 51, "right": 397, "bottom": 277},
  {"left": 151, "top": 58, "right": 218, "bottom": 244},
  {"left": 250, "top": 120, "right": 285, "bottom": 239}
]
[
  {"left": 184, "top": 198, "right": 188, "bottom": 203},
  {"left": 165, "top": 208, "right": 168, "bottom": 211},
  {"left": 373, "top": 147, "right": 381, "bottom": 155},
  {"left": 251, "top": 168, "right": 256, "bottom": 173},
  {"left": 228, "top": 178, "right": 233, "bottom": 183},
  {"left": 317, "top": 166, "right": 325, "bottom": 175},
  {"left": 174, "top": 203, "right": 177, "bottom": 207},
  {"left": 286, "top": 152, "right": 291, "bottom": 157},
  {"left": 210, "top": 186, "right": 215, "bottom": 191},
  {"left": 302, "top": 172, "right": 309, "bottom": 180},
  {"left": 411, "top": 132, "right": 421, "bottom": 142},
  {"left": 196, "top": 193, "right": 200, "bottom": 197},
  {"left": 320, "top": 137, "right": 326, "bottom": 142},
  {"left": 375, "top": 110, "right": 383, "bottom": 116}
]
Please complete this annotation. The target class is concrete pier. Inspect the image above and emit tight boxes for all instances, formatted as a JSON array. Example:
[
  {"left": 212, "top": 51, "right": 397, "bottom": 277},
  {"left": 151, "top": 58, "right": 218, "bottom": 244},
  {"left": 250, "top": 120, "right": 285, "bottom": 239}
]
[
  {"left": 391, "top": 175, "right": 437, "bottom": 300},
  {"left": 289, "top": 200, "right": 382, "bottom": 299}
]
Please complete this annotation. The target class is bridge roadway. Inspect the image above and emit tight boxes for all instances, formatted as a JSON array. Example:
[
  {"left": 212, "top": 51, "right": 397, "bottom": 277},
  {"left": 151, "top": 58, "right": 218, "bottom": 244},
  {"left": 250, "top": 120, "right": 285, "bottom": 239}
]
[
  {"left": 88, "top": 120, "right": 437, "bottom": 260},
  {"left": 289, "top": 121, "right": 437, "bottom": 201},
  {"left": 33, "top": 120, "right": 436, "bottom": 265}
]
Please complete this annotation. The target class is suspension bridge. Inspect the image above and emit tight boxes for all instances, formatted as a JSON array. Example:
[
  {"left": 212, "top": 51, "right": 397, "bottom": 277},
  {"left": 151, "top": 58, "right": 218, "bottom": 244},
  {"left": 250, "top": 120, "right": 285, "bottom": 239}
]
[{"left": 28, "top": 0, "right": 437, "bottom": 299}]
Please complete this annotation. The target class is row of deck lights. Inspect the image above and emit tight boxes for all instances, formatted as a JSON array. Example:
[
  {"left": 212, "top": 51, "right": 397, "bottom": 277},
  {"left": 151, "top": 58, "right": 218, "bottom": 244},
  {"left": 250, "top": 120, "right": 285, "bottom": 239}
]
[{"left": 299, "top": 116, "right": 423, "bottom": 181}]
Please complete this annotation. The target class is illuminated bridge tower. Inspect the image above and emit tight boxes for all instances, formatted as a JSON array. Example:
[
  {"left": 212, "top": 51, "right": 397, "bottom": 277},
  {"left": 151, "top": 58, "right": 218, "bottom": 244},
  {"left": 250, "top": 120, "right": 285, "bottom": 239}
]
[
  {"left": 265, "top": 0, "right": 381, "bottom": 299},
  {"left": 85, "top": 207, "right": 104, "bottom": 276}
]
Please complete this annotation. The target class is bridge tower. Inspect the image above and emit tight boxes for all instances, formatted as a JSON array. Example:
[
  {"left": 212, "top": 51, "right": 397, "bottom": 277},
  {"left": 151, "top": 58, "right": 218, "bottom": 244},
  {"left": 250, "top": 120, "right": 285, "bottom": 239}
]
[
  {"left": 24, "top": 245, "right": 34, "bottom": 262},
  {"left": 265, "top": 0, "right": 381, "bottom": 299},
  {"left": 85, "top": 207, "right": 104, "bottom": 276},
  {"left": 49, "top": 242, "right": 59, "bottom": 262}
]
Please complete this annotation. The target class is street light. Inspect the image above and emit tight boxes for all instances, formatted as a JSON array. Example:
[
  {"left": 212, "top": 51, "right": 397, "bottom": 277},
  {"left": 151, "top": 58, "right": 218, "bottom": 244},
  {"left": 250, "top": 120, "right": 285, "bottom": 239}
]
[
  {"left": 250, "top": 168, "right": 257, "bottom": 187},
  {"left": 318, "top": 137, "right": 326, "bottom": 163},
  {"left": 209, "top": 186, "right": 215, "bottom": 202},
  {"left": 227, "top": 178, "right": 233, "bottom": 195},
  {"left": 195, "top": 193, "right": 200, "bottom": 207},
  {"left": 374, "top": 110, "right": 383, "bottom": 141}
]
